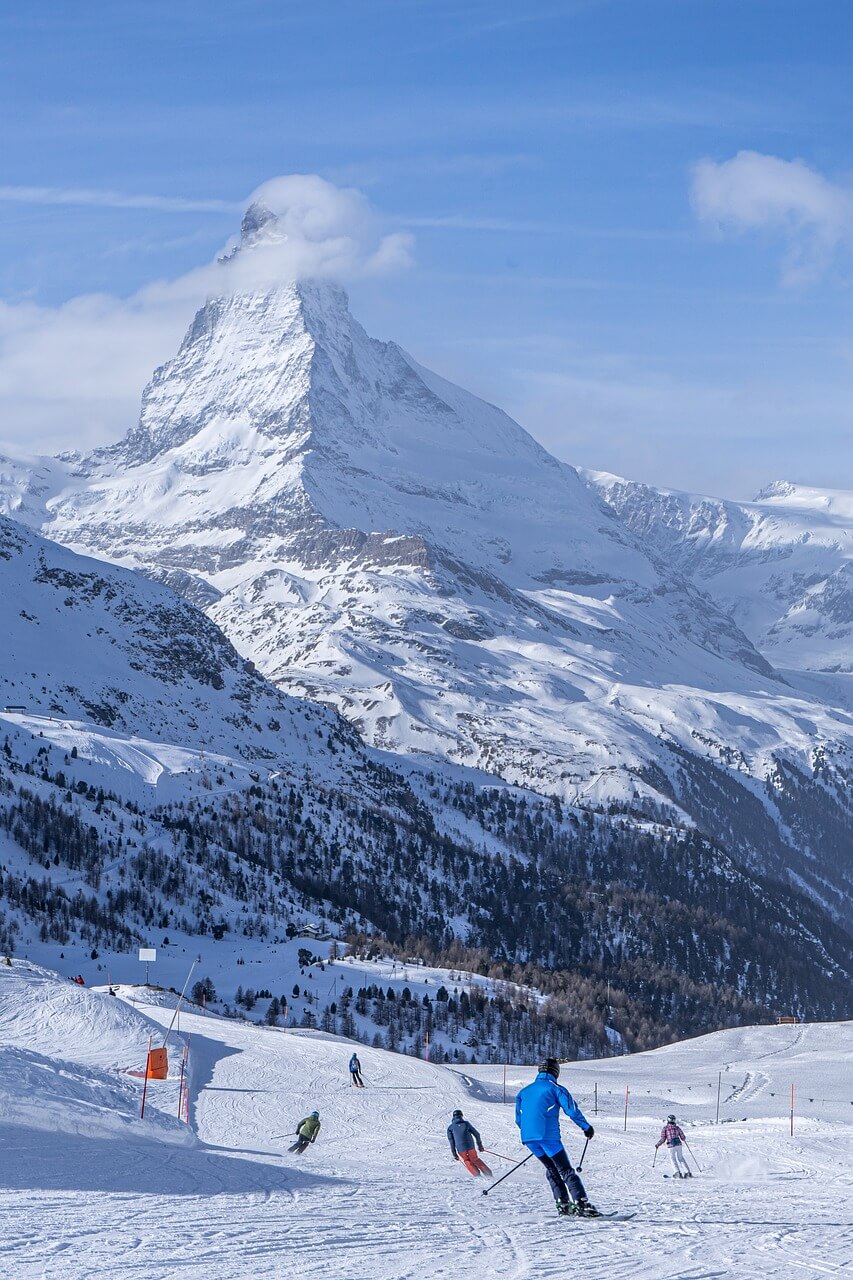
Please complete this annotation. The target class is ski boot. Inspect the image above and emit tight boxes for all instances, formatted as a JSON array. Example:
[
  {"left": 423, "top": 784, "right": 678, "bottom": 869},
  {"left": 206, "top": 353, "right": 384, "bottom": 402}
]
[
  {"left": 556, "top": 1201, "right": 573, "bottom": 1217},
  {"left": 574, "top": 1197, "right": 602, "bottom": 1217}
]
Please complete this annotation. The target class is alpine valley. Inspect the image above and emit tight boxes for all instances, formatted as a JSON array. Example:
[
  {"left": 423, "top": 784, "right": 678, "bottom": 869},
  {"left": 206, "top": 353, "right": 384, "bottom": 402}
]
[{"left": 0, "top": 198, "right": 851, "bottom": 1052}]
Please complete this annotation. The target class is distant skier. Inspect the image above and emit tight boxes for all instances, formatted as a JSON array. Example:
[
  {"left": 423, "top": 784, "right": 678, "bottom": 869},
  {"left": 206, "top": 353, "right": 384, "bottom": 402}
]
[
  {"left": 349, "top": 1052, "right": 365, "bottom": 1087},
  {"left": 447, "top": 1108, "right": 492, "bottom": 1177},
  {"left": 515, "top": 1057, "right": 598, "bottom": 1217},
  {"left": 656, "top": 1114, "right": 691, "bottom": 1177},
  {"left": 288, "top": 1111, "right": 321, "bottom": 1154}
]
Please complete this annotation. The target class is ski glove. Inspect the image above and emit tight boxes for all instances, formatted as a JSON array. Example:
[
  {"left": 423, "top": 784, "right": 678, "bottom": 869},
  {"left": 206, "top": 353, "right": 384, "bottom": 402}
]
[
  {"left": 477, "top": 1144, "right": 485, "bottom": 1152},
  {"left": 583, "top": 1125, "right": 594, "bottom": 1139}
]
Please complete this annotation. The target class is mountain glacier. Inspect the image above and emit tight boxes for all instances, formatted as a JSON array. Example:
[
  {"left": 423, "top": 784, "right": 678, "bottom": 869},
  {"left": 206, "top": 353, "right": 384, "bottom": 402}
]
[{"left": 1, "top": 200, "right": 852, "bottom": 917}]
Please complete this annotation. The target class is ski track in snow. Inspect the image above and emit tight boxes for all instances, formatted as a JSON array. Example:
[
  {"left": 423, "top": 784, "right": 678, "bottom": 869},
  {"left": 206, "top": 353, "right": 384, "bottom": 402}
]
[{"left": 0, "top": 969, "right": 851, "bottom": 1280}]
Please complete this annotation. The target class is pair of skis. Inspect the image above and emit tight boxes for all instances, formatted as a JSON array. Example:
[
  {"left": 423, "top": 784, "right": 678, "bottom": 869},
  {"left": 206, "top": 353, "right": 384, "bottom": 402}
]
[
  {"left": 566, "top": 1210, "right": 636, "bottom": 1222},
  {"left": 482, "top": 1149, "right": 635, "bottom": 1221}
]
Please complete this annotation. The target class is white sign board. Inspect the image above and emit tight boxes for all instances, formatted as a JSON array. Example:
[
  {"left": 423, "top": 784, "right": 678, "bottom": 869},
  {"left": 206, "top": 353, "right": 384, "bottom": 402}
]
[{"left": 138, "top": 947, "right": 156, "bottom": 962}]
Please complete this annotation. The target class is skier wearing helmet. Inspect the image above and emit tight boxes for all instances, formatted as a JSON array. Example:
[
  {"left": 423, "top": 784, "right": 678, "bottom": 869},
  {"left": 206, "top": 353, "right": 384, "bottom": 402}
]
[
  {"left": 515, "top": 1057, "right": 598, "bottom": 1216},
  {"left": 288, "top": 1110, "right": 321, "bottom": 1154},
  {"left": 655, "top": 1114, "right": 691, "bottom": 1177},
  {"left": 446, "top": 1108, "right": 492, "bottom": 1177}
]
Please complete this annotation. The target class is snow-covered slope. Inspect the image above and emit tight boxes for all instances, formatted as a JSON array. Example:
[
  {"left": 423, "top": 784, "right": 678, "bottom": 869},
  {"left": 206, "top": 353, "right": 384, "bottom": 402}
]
[
  {"left": 585, "top": 472, "right": 853, "bottom": 708},
  {"left": 0, "top": 961, "right": 192, "bottom": 1149},
  {"left": 0, "top": 511, "right": 374, "bottom": 793},
  {"left": 3, "top": 199, "right": 853, "bottom": 908},
  {"left": 1, "top": 960, "right": 849, "bottom": 1280}
]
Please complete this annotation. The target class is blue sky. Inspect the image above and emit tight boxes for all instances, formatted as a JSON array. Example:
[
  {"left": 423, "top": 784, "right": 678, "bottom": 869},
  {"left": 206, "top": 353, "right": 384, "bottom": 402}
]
[{"left": 1, "top": 0, "right": 851, "bottom": 497}]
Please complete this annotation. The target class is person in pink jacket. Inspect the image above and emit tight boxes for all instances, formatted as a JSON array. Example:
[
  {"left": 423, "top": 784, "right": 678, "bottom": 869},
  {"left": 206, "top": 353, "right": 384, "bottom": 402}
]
[{"left": 655, "top": 1115, "right": 691, "bottom": 1177}]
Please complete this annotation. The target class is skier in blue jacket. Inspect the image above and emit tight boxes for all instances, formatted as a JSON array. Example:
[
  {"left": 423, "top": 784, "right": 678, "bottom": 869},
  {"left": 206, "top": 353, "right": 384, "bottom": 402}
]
[{"left": 515, "top": 1057, "right": 599, "bottom": 1217}]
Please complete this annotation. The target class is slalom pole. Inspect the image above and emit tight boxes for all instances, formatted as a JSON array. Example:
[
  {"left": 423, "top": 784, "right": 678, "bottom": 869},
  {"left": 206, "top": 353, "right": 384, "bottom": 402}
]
[
  {"left": 683, "top": 1139, "right": 703, "bottom": 1173},
  {"left": 482, "top": 1152, "right": 534, "bottom": 1197},
  {"left": 577, "top": 1137, "right": 590, "bottom": 1173}
]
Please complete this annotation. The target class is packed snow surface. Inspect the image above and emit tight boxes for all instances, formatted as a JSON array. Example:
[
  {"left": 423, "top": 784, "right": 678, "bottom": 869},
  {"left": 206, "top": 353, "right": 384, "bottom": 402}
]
[{"left": 0, "top": 960, "right": 850, "bottom": 1279}]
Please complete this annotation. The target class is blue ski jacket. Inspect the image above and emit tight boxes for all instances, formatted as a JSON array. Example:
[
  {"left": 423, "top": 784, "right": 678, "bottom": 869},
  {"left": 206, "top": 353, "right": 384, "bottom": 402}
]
[
  {"left": 515, "top": 1072, "right": 589, "bottom": 1144},
  {"left": 447, "top": 1117, "right": 482, "bottom": 1156},
  {"left": 349, "top": 1054, "right": 361, "bottom": 1072}
]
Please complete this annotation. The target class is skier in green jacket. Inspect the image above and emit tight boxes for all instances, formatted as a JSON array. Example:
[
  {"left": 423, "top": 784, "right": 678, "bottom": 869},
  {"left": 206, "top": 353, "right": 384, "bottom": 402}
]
[{"left": 289, "top": 1111, "right": 321, "bottom": 1154}]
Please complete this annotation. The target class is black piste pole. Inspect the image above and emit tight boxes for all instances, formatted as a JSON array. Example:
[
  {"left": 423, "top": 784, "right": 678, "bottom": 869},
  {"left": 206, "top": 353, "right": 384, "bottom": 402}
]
[{"left": 482, "top": 1151, "right": 535, "bottom": 1196}]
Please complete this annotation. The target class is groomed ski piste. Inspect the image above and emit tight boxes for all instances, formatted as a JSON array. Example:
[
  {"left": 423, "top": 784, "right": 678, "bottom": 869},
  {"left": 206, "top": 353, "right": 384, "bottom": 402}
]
[{"left": 0, "top": 962, "right": 850, "bottom": 1279}]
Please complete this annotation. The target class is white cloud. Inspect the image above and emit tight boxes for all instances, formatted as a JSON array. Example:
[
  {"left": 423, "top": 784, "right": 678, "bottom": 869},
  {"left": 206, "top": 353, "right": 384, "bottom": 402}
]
[
  {"left": 220, "top": 175, "right": 414, "bottom": 285},
  {"left": 0, "top": 292, "right": 192, "bottom": 455},
  {"left": 0, "top": 174, "right": 413, "bottom": 456},
  {"left": 691, "top": 150, "right": 853, "bottom": 283},
  {"left": 0, "top": 185, "right": 240, "bottom": 213}
]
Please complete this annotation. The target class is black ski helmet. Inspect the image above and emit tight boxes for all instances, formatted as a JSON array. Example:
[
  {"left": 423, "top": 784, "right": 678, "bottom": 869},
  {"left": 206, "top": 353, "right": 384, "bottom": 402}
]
[
  {"left": 452, "top": 1109, "right": 463, "bottom": 1119},
  {"left": 538, "top": 1057, "right": 561, "bottom": 1078},
  {"left": 667, "top": 1114, "right": 676, "bottom": 1123}
]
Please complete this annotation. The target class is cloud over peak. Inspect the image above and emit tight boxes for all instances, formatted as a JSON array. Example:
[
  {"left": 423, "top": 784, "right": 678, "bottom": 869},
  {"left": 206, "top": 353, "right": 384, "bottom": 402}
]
[
  {"left": 226, "top": 174, "right": 413, "bottom": 284},
  {"left": 0, "top": 175, "right": 414, "bottom": 456}
]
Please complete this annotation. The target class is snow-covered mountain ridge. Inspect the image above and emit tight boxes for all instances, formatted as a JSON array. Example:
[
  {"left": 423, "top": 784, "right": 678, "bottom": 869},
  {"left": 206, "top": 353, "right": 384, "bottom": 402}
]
[
  {"left": 0, "top": 512, "right": 370, "bottom": 791},
  {"left": 1, "top": 199, "right": 852, "bottom": 917},
  {"left": 583, "top": 472, "right": 853, "bottom": 710}
]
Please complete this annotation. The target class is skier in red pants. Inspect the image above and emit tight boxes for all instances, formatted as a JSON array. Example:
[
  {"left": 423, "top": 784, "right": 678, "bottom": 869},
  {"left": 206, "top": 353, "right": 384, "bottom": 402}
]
[{"left": 447, "top": 1109, "right": 492, "bottom": 1176}]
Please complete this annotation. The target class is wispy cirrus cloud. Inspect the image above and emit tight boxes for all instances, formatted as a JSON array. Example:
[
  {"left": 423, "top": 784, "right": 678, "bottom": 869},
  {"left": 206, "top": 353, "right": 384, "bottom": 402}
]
[
  {"left": 0, "top": 185, "right": 240, "bottom": 213},
  {"left": 691, "top": 150, "right": 853, "bottom": 284}
]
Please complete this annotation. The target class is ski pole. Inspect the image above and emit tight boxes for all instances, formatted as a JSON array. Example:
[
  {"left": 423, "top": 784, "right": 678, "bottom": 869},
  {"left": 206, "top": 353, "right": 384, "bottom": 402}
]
[
  {"left": 483, "top": 1148, "right": 519, "bottom": 1163},
  {"left": 482, "top": 1152, "right": 534, "bottom": 1196},
  {"left": 683, "top": 1140, "right": 703, "bottom": 1173},
  {"left": 652, "top": 1147, "right": 658, "bottom": 1169},
  {"left": 577, "top": 1137, "right": 590, "bottom": 1172}
]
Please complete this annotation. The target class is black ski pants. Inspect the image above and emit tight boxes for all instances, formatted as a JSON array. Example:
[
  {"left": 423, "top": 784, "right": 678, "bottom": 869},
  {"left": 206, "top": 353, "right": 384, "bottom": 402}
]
[
  {"left": 288, "top": 1136, "right": 311, "bottom": 1154},
  {"left": 528, "top": 1141, "right": 586, "bottom": 1203}
]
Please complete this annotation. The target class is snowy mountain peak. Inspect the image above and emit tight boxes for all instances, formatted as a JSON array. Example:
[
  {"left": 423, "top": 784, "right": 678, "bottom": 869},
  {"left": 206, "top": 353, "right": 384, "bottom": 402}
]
[
  {"left": 751, "top": 479, "right": 853, "bottom": 520},
  {"left": 239, "top": 199, "right": 283, "bottom": 246},
  {"left": 753, "top": 479, "right": 797, "bottom": 502},
  {"left": 103, "top": 276, "right": 350, "bottom": 468}
]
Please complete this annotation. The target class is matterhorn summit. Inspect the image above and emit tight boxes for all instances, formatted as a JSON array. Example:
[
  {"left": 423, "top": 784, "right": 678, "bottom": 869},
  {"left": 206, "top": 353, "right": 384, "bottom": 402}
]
[{"left": 2, "top": 196, "right": 852, "bottom": 914}]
